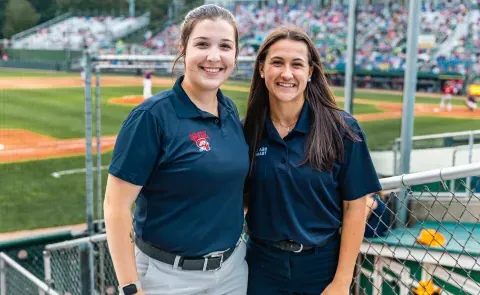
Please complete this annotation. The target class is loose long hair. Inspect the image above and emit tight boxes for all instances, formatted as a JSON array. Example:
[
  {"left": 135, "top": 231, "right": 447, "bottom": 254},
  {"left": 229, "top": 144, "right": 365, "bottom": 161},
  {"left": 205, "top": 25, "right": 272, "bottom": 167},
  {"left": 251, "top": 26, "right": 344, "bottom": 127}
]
[
  {"left": 172, "top": 4, "right": 239, "bottom": 71},
  {"left": 243, "top": 26, "right": 360, "bottom": 174}
]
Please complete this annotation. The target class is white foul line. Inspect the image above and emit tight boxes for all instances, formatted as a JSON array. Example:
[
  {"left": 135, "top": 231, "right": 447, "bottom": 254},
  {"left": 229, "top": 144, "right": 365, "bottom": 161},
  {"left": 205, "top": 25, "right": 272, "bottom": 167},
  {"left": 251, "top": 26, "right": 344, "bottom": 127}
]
[{"left": 51, "top": 166, "right": 109, "bottom": 178}]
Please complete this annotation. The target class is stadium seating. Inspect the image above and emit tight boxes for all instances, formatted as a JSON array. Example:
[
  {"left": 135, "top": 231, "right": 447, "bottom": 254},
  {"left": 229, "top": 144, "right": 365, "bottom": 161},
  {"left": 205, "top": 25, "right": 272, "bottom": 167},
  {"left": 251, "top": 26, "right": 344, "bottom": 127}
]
[
  {"left": 141, "top": 1, "right": 478, "bottom": 74},
  {"left": 12, "top": 14, "right": 149, "bottom": 51}
]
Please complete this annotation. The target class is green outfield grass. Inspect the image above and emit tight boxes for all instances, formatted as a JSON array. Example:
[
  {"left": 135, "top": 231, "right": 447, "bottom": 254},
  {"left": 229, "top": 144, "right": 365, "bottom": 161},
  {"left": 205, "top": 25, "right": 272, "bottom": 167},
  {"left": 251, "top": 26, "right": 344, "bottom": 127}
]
[
  {"left": 1, "top": 86, "right": 166, "bottom": 138},
  {"left": 331, "top": 88, "right": 468, "bottom": 106},
  {"left": 0, "top": 153, "right": 111, "bottom": 232},
  {"left": 0, "top": 68, "right": 79, "bottom": 78},
  {"left": 0, "top": 86, "right": 381, "bottom": 140},
  {"left": 361, "top": 117, "right": 480, "bottom": 150}
]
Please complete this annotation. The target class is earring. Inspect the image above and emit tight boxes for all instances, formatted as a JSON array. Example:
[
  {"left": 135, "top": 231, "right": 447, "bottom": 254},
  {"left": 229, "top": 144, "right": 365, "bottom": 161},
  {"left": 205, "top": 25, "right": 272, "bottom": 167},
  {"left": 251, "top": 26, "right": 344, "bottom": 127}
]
[
  {"left": 261, "top": 74, "right": 264, "bottom": 78},
  {"left": 308, "top": 77, "right": 311, "bottom": 82}
]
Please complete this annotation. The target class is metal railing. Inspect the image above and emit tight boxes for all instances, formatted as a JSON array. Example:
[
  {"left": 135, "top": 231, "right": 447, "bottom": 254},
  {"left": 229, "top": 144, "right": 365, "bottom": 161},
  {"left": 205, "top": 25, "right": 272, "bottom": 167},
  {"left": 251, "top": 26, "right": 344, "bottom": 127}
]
[
  {"left": 392, "top": 130, "right": 480, "bottom": 176},
  {"left": 0, "top": 252, "right": 60, "bottom": 295},
  {"left": 44, "top": 234, "right": 114, "bottom": 295},
  {"left": 355, "top": 163, "right": 480, "bottom": 295},
  {"left": 41, "top": 163, "right": 480, "bottom": 295},
  {"left": 451, "top": 144, "right": 480, "bottom": 192}
]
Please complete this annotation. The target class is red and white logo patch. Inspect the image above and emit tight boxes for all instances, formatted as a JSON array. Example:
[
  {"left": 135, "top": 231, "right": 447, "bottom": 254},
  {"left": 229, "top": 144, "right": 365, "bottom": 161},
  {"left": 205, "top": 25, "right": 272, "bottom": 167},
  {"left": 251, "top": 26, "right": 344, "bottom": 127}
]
[{"left": 189, "top": 131, "right": 211, "bottom": 152}]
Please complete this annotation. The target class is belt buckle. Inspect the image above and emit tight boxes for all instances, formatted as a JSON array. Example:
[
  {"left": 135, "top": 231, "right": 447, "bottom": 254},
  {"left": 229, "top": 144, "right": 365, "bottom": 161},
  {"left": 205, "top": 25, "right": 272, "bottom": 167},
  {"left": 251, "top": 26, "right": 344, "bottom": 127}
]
[
  {"left": 293, "top": 243, "right": 304, "bottom": 253},
  {"left": 202, "top": 249, "right": 227, "bottom": 271}
]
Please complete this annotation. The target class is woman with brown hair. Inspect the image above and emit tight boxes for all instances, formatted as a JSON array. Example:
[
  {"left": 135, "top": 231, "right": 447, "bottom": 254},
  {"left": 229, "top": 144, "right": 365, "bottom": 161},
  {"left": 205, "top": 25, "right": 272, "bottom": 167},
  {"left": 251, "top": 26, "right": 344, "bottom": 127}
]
[
  {"left": 104, "top": 5, "right": 249, "bottom": 295},
  {"left": 243, "top": 26, "right": 381, "bottom": 295}
]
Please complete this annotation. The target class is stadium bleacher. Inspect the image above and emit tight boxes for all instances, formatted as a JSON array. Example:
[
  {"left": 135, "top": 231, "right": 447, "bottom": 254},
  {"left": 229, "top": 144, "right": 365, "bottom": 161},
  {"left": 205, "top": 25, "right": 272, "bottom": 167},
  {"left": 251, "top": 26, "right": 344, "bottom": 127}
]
[
  {"left": 139, "top": 1, "right": 479, "bottom": 74},
  {"left": 12, "top": 13, "right": 149, "bottom": 51},
  {"left": 5, "top": 1, "right": 479, "bottom": 75}
]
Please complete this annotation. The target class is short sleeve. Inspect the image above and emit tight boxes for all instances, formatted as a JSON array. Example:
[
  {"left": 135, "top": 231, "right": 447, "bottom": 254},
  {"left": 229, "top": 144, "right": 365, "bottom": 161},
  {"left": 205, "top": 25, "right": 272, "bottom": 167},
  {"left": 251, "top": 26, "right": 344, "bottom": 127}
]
[
  {"left": 109, "top": 110, "right": 162, "bottom": 186},
  {"left": 338, "top": 120, "right": 381, "bottom": 201}
]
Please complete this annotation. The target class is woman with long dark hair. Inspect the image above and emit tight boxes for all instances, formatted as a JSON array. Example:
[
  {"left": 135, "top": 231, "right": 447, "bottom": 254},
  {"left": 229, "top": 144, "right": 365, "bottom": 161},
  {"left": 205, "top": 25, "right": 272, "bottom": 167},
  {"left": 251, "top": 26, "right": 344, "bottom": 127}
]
[{"left": 243, "top": 26, "right": 381, "bottom": 295}]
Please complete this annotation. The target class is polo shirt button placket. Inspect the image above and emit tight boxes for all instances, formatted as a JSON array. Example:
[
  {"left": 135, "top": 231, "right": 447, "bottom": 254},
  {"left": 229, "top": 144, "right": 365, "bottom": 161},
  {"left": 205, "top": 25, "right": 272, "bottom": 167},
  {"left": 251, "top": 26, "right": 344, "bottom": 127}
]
[{"left": 214, "top": 118, "right": 228, "bottom": 137}]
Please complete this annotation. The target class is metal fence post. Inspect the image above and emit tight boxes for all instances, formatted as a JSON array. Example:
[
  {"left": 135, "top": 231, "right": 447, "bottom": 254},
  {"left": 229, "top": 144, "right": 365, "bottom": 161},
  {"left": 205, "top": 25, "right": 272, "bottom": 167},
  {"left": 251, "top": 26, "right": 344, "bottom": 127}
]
[
  {"left": 98, "top": 242, "right": 106, "bottom": 295},
  {"left": 393, "top": 140, "right": 399, "bottom": 176},
  {"left": 451, "top": 147, "right": 458, "bottom": 192},
  {"left": 467, "top": 132, "right": 474, "bottom": 195},
  {"left": 95, "top": 65, "right": 103, "bottom": 230},
  {"left": 80, "top": 243, "right": 94, "bottom": 295},
  {"left": 43, "top": 250, "right": 53, "bottom": 290},
  {"left": 84, "top": 52, "right": 95, "bottom": 295},
  {"left": 397, "top": 0, "right": 421, "bottom": 228},
  {"left": 89, "top": 242, "right": 95, "bottom": 295},
  {"left": 95, "top": 64, "right": 105, "bottom": 295},
  {"left": 0, "top": 256, "right": 6, "bottom": 295},
  {"left": 343, "top": 0, "right": 357, "bottom": 115},
  {"left": 84, "top": 52, "right": 94, "bottom": 236}
]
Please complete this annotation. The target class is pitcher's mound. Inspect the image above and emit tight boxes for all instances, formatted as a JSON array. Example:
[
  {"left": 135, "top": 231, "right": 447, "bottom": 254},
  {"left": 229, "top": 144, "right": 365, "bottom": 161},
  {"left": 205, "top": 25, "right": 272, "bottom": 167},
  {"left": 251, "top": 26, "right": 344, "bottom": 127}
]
[{"left": 109, "top": 95, "right": 144, "bottom": 106}]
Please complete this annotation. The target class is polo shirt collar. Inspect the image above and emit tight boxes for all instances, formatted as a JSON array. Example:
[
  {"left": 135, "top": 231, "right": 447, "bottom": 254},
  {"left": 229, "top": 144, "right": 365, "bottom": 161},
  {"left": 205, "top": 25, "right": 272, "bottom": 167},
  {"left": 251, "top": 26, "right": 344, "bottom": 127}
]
[
  {"left": 171, "top": 75, "right": 231, "bottom": 119},
  {"left": 293, "top": 101, "right": 311, "bottom": 134},
  {"left": 265, "top": 101, "right": 311, "bottom": 140}
]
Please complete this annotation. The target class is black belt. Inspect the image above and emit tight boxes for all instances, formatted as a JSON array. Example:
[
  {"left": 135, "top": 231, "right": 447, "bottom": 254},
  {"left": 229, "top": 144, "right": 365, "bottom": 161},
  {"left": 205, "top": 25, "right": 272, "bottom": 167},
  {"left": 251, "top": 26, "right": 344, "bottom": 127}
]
[
  {"left": 135, "top": 237, "right": 236, "bottom": 271},
  {"left": 251, "top": 232, "right": 339, "bottom": 253}
]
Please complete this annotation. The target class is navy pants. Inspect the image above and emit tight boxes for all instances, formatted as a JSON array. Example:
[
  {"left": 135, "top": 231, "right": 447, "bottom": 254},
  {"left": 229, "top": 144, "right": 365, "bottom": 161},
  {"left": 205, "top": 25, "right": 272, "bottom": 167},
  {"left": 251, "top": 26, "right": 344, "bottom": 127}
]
[{"left": 246, "top": 235, "right": 340, "bottom": 295}]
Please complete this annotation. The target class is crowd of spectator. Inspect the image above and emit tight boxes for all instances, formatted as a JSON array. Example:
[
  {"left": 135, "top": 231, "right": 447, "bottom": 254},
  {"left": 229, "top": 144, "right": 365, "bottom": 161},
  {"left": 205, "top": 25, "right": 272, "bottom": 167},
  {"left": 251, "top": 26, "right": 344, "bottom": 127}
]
[
  {"left": 9, "top": 1, "right": 479, "bottom": 75},
  {"left": 12, "top": 15, "right": 148, "bottom": 51},
  {"left": 140, "top": 1, "right": 479, "bottom": 75}
]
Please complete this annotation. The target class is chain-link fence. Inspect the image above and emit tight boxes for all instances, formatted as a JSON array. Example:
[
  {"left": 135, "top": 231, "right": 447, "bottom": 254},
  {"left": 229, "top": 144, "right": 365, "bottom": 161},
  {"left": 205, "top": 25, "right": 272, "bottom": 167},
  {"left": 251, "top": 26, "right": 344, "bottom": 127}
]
[
  {"left": 44, "top": 234, "right": 117, "bottom": 295},
  {"left": 41, "top": 163, "right": 480, "bottom": 295},
  {"left": 354, "top": 164, "right": 480, "bottom": 295},
  {"left": 0, "top": 231, "right": 78, "bottom": 288},
  {"left": 0, "top": 252, "right": 59, "bottom": 295}
]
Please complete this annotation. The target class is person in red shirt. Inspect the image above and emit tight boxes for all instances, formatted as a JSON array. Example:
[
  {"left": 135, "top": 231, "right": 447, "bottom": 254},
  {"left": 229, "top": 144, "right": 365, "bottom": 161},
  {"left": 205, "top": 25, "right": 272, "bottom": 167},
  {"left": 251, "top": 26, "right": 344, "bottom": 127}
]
[{"left": 440, "top": 80, "right": 454, "bottom": 111}]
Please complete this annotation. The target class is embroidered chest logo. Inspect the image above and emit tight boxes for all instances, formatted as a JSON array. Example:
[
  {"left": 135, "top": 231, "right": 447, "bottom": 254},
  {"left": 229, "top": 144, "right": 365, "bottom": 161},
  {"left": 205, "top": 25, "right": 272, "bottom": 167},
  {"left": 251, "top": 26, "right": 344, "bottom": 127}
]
[
  {"left": 189, "top": 131, "right": 211, "bottom": 152},
  {"left": 255, "top": 146, "right": 267, "bottom": 156}
]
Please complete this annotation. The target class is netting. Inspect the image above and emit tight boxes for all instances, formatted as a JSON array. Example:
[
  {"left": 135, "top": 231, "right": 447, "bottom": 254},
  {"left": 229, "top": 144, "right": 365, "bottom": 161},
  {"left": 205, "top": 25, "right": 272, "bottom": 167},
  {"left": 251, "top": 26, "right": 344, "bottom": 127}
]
[
  {"left": 47, "top": 245, "right": 83, "bottom": 294},
  {"left": 0, "top": 264, "right": 44, "bottom": 295},
  {"left": 46, "top": 238, "right": 117, "bottom": 295},
  {"left": 354, "top": 177, "right": 480, "bottom": 295},
  {"left": 0, "top": 253, "right": 59, "bottom": 295}
]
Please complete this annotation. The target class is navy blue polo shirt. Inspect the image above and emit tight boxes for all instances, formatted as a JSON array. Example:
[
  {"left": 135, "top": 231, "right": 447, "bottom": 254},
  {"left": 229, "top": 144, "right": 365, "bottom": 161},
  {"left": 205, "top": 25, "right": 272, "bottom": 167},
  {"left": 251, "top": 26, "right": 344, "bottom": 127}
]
[
  {"left": 109, "top": 76, "right": 249, "bottom": 257},
  {"left": 246, "top": 102, "right": 381, "bottom": 246}
]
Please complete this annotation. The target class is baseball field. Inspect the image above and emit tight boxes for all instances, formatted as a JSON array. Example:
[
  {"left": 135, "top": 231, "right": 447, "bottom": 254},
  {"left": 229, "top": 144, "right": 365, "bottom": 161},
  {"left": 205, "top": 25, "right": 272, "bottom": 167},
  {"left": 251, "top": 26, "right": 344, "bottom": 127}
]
[{"left": 1, "top": 67, "right": 479, "bottom": 234}]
